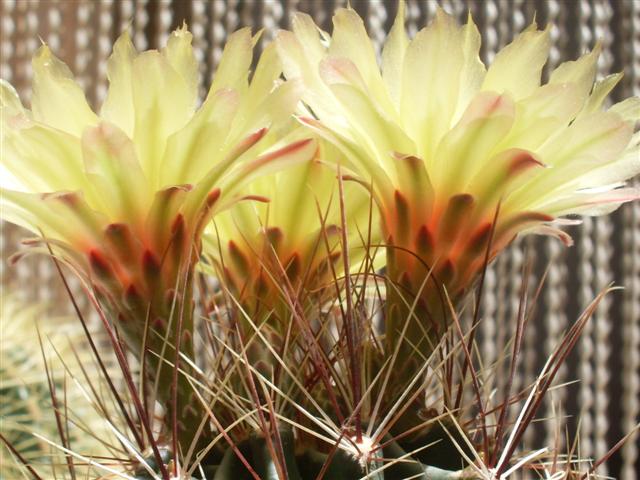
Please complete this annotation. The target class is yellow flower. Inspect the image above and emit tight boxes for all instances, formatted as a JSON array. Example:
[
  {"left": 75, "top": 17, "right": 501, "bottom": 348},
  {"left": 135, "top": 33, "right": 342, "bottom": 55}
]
[
  {"left": 203, "top": 137, "right": 375, "bottom": 342},
  {"left": 276, "top": 4, "right": 639, "bottom": 355},
  {"left": 1, "top": 26, "right": 316, "bottom": 445}
]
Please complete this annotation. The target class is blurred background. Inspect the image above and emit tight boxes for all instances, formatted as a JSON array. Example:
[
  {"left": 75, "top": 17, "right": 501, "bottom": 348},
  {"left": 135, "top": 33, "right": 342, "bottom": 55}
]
[{"left": 0, "top": 0, "right": 638, "bottom": 477}]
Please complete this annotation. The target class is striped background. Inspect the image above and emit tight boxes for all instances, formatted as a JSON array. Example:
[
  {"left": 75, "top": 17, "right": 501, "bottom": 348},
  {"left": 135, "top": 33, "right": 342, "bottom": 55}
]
[{"left": 1, "top": 1, "right": 638, "bottom": 477}]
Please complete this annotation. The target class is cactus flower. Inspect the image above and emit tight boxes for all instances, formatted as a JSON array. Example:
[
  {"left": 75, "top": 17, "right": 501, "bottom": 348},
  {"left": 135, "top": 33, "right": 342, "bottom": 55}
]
[
  {"left": 1, "top": 26, "right": 316, "bottom": 447},
  {"left": 276, "top": 4, "right": 639, "bottom": 360},
  {"left": 205, "top": 139, "right": 373, "bottom": 318},
  {"left": 203, "top": 138, "right": 375, "bottom": 383}
]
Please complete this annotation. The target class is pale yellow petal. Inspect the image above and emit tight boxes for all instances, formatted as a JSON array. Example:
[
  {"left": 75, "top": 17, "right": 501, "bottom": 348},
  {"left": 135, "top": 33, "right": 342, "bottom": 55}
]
[
  {"left": 482, "top": 23, "right": 551, "bottom": 100},
  {"left": 100, "top": 32, "right": 136, "bottom": 136},
  {"left": 434, "top": 92, "right": 515, "bottom": 191},
  {"left": 508, "top": 111, "right": 633, "bottom": 210},
  {"left": 2, "top": 122, "right": 89, "bottom": 195},
  {"left": 232, "top": 42, "right": 300, "bottom": 139},
  {"left": 131, "top": 49, "right": 196, "bottom": 189},
  {"left": 329, "top": 8, "right": 395, "bottom": 117},
  {"left": 549, "top": 43, "right": 600, "bottom": 102},
  {"left": 1, "top": 189, "right": 70, "bottom": 238},
  {"left": 31, "top": 46, "right": 97, "bottom": 136},
  {"left": 330, "top": 8, "right": 381, "bottom": 94},
  {"left": 209, "top": 27, "right": 253, "bottom": 94},
  {"left": 160, "top": 88, "right": 239, "bottom": 185},
  {"left": 0, "top": 79, "right": 26, "bottom": 119},
  {"left": 319, "top": 56, "right": 367, "bottom": 89},
  {"left": 453, "top": 14, "right": 486, "bottom": 122},
  {"left": 2, "top": 189, "right": 107, "bottom": 248},
  {"left": 276, "top": 28, "right": 342, "bottom": 124},
  {"left": 237, "top": 80, "right": 302, "bottom": 141},
  {"left": 381, "top": 0, "right": 408, "bottom": 107},
  {"left": 400, "top": 8, "right": 466, "bottom": 161},
  {"left": 498, "top": 83, "right": 582, "bottom": 151},
  {"left": 163, "top": 24, "right": 199, "bottom": 101},
  {"left": 1, "top": 81, "right": 30, "bottom": 191},
  {"left": 609, "top": 97, "right": 640, "bottom": 123},
  {"left": 82, "top": 122, "right": 149, "bottom": 224},
  {"left": 297, "top": 116, "right": 395, "bottom": 202},
  {"left": 579, "top": 73, "right": 623, "bottom": 116},
  {"left": 539, "top": 111, "right": 632, "bottom": 168},
  {"left": 291, "top": 13, "right": 328, "bottom": 63},
  {"left": 538, "top": 187, "right": 639, "bottom": 217},
  {"left": 573, "top": 144, "right": 640, "bottom": 190},
  {"left": 232, "top": 138, "right": 320, "bottom": 191},
  {"left": 246, "top": 42, "right": 282, "bottom": 100},
  {"left": 277, "top": 25, "right": 312, "bottom": 81},
  {"left": 275, "top": 160, "right": 334, "bottom": 239},
  {"left": 329, "top": 82, "right": 415, "bottom": 168}
]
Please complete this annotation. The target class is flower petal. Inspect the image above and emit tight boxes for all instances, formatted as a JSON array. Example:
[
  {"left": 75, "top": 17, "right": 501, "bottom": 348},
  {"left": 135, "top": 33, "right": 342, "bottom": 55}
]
[
  {"left": 330, "top": 8, "right": 391, "bottom": 111},
  {"left": 433, "top": 92, "right": 516, "bottom": 191},
  {"left": 100, "top": 32, "right": 137, "bottom": 136},
  {"left": 498, "top": 83, "right": 583, "bottom": 151},
  {"left": 209, "top": 27, "right": 254, "bottom": 94},
  {"left": 454, "top": 14, "right": 486, "bottom": 122},
  {"left": 82, "top": 122, "right": 149, "bottom": 225},
  {"left": 400, "top": 8, "right": 467, "bottom": 160},
  {"left": 508, "top": 111, "right": 633, "bottom": 211},
  {"left": 0, "top": 79, "right": 26, "bottom": 119},
  {"left": 164, "top": 24, "right": 199, "bottom": 99},
  {"left": 549, "top": 43, "right": 600, "bottom": 102},
  {"left": 482, "top": 23, "right": 551, "bottom": 100},
  {"left": 580, "top": 73, "right": 623, "bottom": 116},
  {"left": 31, "top": 46, "right": 98, "bottom": 136},
  {"left": 131, "top": 48, "right": 196, "bottom": 189},
  {"left": 609, "top": 97, "right": 640, "bottom": 123},
  {"left": 381, "top": 1, "right": 408, "bottom": 106},
  {"left": 2, "top": 121, "right": 90, "bottom": 195},
  {"left": 160, "top": 88, "right": 240, "bottom": 186}
]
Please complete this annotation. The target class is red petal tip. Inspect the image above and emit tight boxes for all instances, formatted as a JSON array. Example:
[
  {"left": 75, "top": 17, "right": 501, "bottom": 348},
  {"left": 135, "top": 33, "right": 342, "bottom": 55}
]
[
  {"left": 415, "top": 225, "right": 434, "bottom": 251},
  {"left": 88, "top": 249, "right": 112, "bottom": 277},
  {"left": 207, "top": 188, "right": 221, "bottom": 206},
  {"left": 240, "top": 194, "right": 270, "bottom": 203},
  {"left": 508, "top": 151, "right": 546, "bottom": 175},
  {"left": 171, "top": 214, "right": 185, "bottom": 234},
  {"left": 142, "top": 250, "right": 160, "bottom": 273}
]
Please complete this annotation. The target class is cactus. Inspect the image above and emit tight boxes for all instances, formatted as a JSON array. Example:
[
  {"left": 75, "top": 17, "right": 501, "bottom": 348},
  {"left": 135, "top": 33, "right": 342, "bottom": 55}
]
[
  {"left": 1, "top": 2, "right": 638, "bottom": 479},
  {"left": 1, "top": 305, "right": 53, "bottom": 478},
  {"left": 0, "top": 297, "right": 113, "bottom": 478}
]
